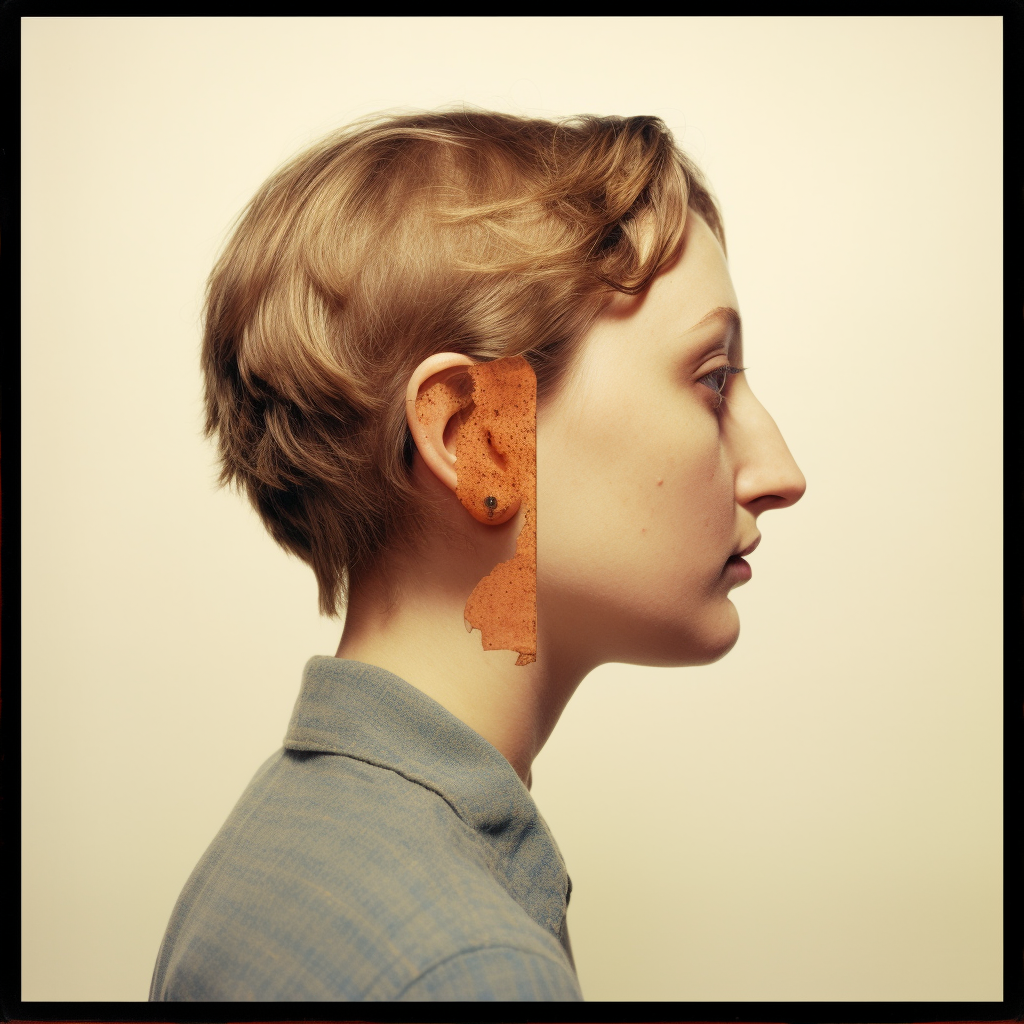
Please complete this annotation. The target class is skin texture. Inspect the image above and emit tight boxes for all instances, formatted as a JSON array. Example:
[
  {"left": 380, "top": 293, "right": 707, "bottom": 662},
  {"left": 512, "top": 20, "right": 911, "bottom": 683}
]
[{"left": 336, "top": 210, "right": 806, "bottom": 788}]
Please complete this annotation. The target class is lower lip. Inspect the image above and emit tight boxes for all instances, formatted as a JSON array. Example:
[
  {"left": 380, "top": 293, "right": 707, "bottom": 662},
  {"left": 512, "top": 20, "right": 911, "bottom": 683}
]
[{"left": 724, "top": 556, "right": 752, "bottom": 582}]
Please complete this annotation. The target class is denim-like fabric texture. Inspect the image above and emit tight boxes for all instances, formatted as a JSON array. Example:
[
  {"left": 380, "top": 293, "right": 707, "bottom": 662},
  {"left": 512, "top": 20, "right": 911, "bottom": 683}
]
[{"left": 149, "top": 656, "right": 582, "bottom": 1002}]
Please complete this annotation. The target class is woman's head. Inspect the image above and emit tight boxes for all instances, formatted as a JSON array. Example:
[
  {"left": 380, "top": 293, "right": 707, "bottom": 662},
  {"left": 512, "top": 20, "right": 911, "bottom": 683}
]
[{"left": 202, "top": 109, "right": 724, "bottom": 616}]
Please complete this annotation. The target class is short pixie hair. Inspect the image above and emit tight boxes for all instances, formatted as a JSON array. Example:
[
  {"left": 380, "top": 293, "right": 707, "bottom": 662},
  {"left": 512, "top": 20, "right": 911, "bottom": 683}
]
[{"left": 202, "top": 110, "right": 725, "bottom": 616}]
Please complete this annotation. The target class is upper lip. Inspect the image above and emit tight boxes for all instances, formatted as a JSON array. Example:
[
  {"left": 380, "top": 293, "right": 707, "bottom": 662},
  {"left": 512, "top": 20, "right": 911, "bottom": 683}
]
[{"left": 732, "top": 535, "right": 761, "bottom": 559}]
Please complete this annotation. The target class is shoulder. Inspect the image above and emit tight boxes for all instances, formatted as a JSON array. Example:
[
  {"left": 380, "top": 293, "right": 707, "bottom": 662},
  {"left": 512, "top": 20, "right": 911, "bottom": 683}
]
[{"left": 151, "top": 749, "right": 574, "bottom": 1001}]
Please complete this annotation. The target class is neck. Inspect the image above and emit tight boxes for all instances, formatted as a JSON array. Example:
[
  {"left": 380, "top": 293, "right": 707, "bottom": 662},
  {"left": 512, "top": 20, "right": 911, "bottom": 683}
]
[{"left": 335, "top": 507, "right": 589, "bottom": 788}]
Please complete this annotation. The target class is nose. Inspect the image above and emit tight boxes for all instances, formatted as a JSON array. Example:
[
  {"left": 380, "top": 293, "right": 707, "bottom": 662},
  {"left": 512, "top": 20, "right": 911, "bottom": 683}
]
[{"left": 730, "top": 391, "right": 806, "bottom": 516}]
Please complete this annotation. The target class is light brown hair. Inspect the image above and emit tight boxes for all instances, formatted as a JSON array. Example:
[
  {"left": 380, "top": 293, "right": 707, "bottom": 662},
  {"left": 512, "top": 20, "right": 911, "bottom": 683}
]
[{"left": 202, "top": 109, "right": 725, "bottom": 616}]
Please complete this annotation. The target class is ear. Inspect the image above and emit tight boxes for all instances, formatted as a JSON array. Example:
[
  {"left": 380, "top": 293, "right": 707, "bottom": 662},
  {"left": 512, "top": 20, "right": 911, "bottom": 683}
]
[
  {"left": 405, "top": 352, "right": 477, "bottom": 494},
  {"left": 406, "top": 352, "right": 522, "bottom": 526}
]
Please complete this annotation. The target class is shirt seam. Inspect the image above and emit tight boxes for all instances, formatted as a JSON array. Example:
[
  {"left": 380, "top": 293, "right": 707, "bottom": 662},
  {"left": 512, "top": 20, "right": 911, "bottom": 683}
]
[
  {"left": 285, "top": 741, "right": 482, "bottom": 833},
  {"left": 388, "top": 942, "right": 579, "bottom": 1001}
]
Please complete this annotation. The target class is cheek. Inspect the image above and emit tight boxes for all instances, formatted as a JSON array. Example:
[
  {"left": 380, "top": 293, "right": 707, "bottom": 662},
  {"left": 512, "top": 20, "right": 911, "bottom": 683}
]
[
  {"left": 538, "top": 390, "right": 733, "bottom": 591},
  {"left": 662, "top": 430, "right": 736, "bottom": 545},
  {"left": 642, "top": 423, "right": 735, "bottom": 592},
  {"left": 536, "top": 399, "right": 637, "bottom": 587}
]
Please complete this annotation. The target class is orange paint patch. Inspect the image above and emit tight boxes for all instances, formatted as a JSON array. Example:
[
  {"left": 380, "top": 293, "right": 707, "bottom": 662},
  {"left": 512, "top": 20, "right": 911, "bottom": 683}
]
[
  {"left": 460, "top": 357, "right": 536, "bottom": 666},
  {"left": 416, "top": 356, "right": 537, "bottom": 666}
]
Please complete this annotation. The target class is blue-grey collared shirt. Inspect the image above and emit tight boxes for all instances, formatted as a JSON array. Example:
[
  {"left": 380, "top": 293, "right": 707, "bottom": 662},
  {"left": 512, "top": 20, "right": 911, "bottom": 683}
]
[{"left": 149, "top": 656, "right": 582, "bottom": 1001}]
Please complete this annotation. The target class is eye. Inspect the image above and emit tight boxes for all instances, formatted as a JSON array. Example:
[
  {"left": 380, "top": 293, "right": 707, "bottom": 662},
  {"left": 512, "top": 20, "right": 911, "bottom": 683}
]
[{"left": 698, "top": 364, "right": 745, "bottom": 407}]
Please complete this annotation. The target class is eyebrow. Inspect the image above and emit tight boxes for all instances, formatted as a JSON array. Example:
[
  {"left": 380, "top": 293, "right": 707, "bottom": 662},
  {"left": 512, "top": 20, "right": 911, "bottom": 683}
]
[{"left": 686, "top": 305, "right": 743, "bottom": 338}]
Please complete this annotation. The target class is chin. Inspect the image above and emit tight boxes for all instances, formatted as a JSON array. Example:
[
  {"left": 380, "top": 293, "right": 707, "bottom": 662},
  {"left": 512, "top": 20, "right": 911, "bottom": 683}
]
[
  {"left": 693, "top": 603, "right": 742, "bottom": 664},
  {"left": 688, "top": 627, "right": 741, "bottom": 666},
  {"left": 619, "top": 604, "right": 742, "bottom": 668}
]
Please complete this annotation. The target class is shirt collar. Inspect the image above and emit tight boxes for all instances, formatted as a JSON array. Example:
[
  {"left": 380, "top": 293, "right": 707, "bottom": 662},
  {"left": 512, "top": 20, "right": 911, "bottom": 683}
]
[{"left": 283, "top": 655, "right": 570, "bottom": 939}]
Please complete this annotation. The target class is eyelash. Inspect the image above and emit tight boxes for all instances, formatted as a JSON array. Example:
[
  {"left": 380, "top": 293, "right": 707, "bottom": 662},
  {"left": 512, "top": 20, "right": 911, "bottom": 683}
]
[{"left": 698, "top": 365, "right": 745, "bottom": 408}]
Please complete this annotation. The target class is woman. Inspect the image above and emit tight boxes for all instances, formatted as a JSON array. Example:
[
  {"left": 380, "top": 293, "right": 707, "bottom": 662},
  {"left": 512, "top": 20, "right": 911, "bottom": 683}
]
[{"left": 150, "top": 109, "right": 805, "bottom": 1002}]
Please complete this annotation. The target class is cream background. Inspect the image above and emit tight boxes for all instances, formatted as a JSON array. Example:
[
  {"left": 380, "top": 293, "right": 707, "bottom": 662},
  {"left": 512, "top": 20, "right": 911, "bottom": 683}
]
[{"left": 21, "top": 16, "right": 1002, "bottom": 1003}]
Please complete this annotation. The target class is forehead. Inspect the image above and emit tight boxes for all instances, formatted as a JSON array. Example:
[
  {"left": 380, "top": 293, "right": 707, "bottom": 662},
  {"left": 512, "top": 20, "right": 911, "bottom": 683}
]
[{"left": 640, "top": 210, "right": 738, "bottom": 343}]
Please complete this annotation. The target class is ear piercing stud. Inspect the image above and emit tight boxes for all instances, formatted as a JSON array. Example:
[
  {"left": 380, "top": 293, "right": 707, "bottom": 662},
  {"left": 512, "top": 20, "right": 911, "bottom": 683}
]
[{"left": 484, "top": 496, "right": 497, "bottom": 509}]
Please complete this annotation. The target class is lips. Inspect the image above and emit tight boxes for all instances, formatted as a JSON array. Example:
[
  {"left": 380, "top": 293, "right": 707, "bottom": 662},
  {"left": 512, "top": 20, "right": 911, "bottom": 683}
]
[
  {"left": 722, "top": 534, "right": 760, "bottom": 583},
  {"left": 734, "top": 535, "right": 761, "bottom": 558},
  {"left": 723, "top": 554, "right": 753, "bottom": 583}
]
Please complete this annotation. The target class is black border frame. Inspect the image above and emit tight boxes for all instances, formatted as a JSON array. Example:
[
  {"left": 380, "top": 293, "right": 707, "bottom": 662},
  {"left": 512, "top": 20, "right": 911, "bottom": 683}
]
[{"left": 2, "top": 8, "right": 1020, "bottom": 1023}]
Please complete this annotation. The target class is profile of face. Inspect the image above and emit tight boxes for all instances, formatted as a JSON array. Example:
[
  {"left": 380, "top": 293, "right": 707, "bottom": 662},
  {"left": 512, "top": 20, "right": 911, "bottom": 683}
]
[{"left": 536, "top": 210, "right": 806, "bottom": 669}]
